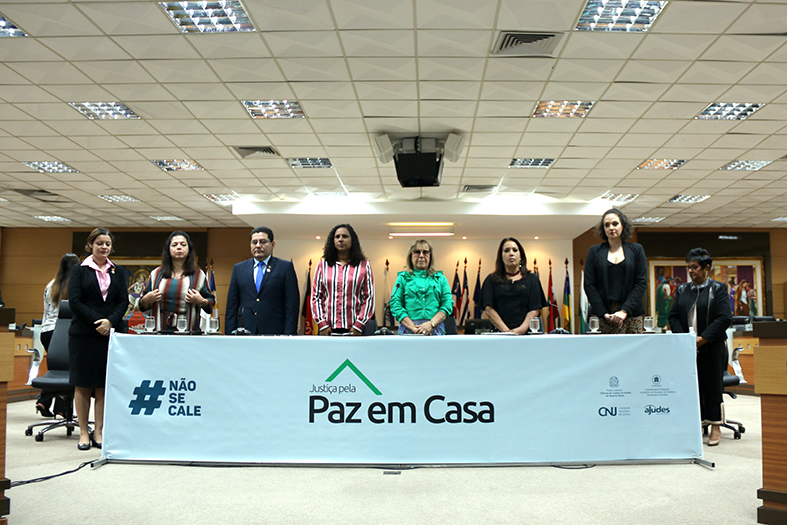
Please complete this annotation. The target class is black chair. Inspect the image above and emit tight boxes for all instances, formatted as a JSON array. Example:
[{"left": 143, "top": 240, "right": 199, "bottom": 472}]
[
  {"left": 25, "top": 300, "right": 79, "bottom": 441},
  {"left": 703, "top": 344, "right": 746, "bottom": 440},
  {"left": 444, "top": 316, "right": 458, "bottom": 335},
  {"left": 362, "top": 318, "right": 378, "bottom": 336}
]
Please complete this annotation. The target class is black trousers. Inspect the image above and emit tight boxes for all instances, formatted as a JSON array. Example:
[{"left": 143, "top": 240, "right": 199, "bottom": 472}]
[{"left": 696, "top": 341, "right": 727, "bottom": 423}]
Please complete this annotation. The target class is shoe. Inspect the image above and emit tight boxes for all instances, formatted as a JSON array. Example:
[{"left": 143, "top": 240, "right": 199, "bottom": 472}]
[
  {"left": 708, "top": 425, "right": 721, "bottom": 446},
  {"left": 91, "top": 437, "right": 102, "bottom": 450},
  {"left": 35, "top": 403, "right": 54, "bottom": 418},
  {"left": 77, "top": 442, "right": 91, "bottom": 451}
]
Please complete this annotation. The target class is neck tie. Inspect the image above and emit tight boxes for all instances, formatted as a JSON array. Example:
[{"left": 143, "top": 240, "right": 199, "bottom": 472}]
[{"left": 255, "top": 261, "right": 265, "bottom": 292}]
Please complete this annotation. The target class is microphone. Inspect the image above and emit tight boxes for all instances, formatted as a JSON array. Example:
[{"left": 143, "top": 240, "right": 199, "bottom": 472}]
[{"left": 233, "top": 306, "right": 251, "bottom": 335}]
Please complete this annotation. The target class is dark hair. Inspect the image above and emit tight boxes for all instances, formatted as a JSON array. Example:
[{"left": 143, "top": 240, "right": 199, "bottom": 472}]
[
  {"left": 323, "top": 224, "right": 365, "bottom": 266},
  {"left": 594, "top": 208, "right": 632, "bottom": 241},
  {"left": 49, "top": 253, "right": 79, "bottom": 305},
  {"left": 251, "top": 226, "right": 274, "bottom": 242},
  {"left": 406, "top": 239, "right": 437, "bottom": 275},
  {"left": 85, "top": 227, "right": 115, "bottom": 254},
  {"left": 686, "top": 247, "right": 712, "bottom": 269},
  {"left": 161, "top": 231, "right": 198, "bottom": 278},
  {"left": 492, "top": 237, "right": 529, "bottom": 284}
]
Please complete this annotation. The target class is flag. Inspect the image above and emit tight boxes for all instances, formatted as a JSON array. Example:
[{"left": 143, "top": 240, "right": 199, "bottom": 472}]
[
  {"left": 300, "top": 261, "right": 317, "bottom": 335},
  {"left": 473, "top": 259, "right": 482, "bottom": 319},
  {"left": 451, "top": 261, "right": 461, "bottom": 320},
  {"left": 546, "top": 260, "right": 559, "bottom": 333},
  {"left": 562, "top": 259, "right": 571, "bottom": 333},
  {"left": 459, "top": 258, "right": 470, "bottom": 325},
  {"left": 206, "top": 258, "right": 217, "bottom": 311},
  {"left": 199, "top": 258, "right": 218, "bottom": 331},
  {"left": 580, "top": 259, "right": 589, "bottom": 334},
  {"left": 382, "top": 259, "right": 395, "bottom": 327}
]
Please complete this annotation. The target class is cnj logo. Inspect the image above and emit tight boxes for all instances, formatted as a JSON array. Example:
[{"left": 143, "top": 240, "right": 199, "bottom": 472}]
[
  {"left": 598, "top": 406, "right": 618, "bottom": 417},
  {"left": 129, "top": 378, "right": 201, "bottom": 417},
  {"left": 644, "top": 405, "right": 670, "bottom": 415}
]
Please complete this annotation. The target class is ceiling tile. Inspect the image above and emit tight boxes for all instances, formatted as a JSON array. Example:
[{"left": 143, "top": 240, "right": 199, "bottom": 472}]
[
  {"left": 330, "top": 0, "right": 414, "bottom": 29},
  {"left": 497, "top": 0, "right": 586, "bottom": 31},
  {"left": 418, "top": 57, "right": 485, "bottom": 81},
  {"left": 340, "top": 30, "right": 415, "bottom": 57},
  {"left": 651, "top": 2, "right": 748, "bottom": 34},
  {"left": 348, "top": 57, "right": 416, "bottom": 81},
  {"left": 354, "top": 81, "right": 418, "bottom": 100},
  {"left": 188, "top": 33, "right": 271, "bottom": 59},
  {"left": 244, "top": 0, "right": 335, "bottom": 31},
  {"left": 112, "top": 35, "right": 201, "bottom": 60},
  {"left": 1, "top": 3, "right": 102, "bottom": 36},
  {"left": 417, "top": 30, "right": 492, "bottom": 57},
  {"left": 78, "top": 2, "right": 179, "bottom": 35},
  {"left": 278, "top": 58, "right": 350, "bottom": 82},
  {"left": 264, "top": 32, "right": 343, "bottom": 57}
]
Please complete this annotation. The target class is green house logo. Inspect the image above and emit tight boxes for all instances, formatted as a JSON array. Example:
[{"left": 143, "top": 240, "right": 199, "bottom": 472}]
[{"left": 326, "top": 359, "right": 382, "bottom": 395}]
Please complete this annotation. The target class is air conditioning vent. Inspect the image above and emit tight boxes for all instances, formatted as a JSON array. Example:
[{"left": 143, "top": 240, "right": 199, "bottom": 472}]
[
  {"left": 232, "top": 146, "right": 279, "bottom": 159},
  {"left": 12, "top": 189, "right": 68, "bottom": 202},
  {"left": 492, "top": 32, "right": 563, "bottom": 57},
  {"left": 463, "top": 185, "right": 496, "bottom": 193}
]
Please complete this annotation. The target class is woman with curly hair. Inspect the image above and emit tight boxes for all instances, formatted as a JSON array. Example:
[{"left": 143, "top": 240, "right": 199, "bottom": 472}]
[{"left": 311, "top": 224, "right": 375, "bottom": 335}]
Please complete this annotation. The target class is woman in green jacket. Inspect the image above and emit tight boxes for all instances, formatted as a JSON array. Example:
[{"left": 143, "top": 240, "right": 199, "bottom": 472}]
[{"left": 390, "top": 239, "right": 453, "bottom": 335}]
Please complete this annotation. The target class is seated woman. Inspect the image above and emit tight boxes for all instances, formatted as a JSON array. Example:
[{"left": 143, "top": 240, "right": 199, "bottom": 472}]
[
  {"left": 583, "top": 208, "right": 647, "bottom": 334},
  {"left": 390, "top": 239, "right": 453, "bottom": 335},
  {"left": 311, "top": 224, "right": 375, "bottom": 335},
  {"left": 482, "top": 237, "right": 547, "bottom": 334},
  {"left": 668, "top": 248, "right": 732, "bottom": 447},
  {"left": 139, "top": 231, "right": 215, "bottom": 332}
]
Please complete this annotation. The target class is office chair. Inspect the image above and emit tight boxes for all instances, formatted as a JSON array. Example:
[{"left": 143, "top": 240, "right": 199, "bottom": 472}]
[
  {"left": 362, "top": 318, "right": 378, "bottom": 336},
  {"left": 703, "top": 334, "right": 746, "bottom": 440},
  {"left": 25, "top": 301, "right": 80, "bottom": 441},
  {"left": 444, "top": 316, "right": 458, "bottom": 335}
]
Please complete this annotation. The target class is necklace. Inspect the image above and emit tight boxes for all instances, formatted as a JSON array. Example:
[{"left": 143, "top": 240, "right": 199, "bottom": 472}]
[{"left": 506, "top": 269, "right": 521, "bottom": 277}]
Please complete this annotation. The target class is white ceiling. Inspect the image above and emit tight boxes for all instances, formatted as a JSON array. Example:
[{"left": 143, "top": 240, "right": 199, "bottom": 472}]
[{"left": 2, "top": 0, "right": 787, "bottom": 240}]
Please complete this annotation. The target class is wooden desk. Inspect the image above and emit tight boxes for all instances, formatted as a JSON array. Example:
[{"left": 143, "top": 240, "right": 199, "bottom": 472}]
[
  {"left": 0, "top": 318, "right": 16, "bottom": 523},
  {"left": 753, "top": 322, "right": 787, "bottom": 524},
  {"left": 733, "top": 331, "right": 759, "bottom": 391}
]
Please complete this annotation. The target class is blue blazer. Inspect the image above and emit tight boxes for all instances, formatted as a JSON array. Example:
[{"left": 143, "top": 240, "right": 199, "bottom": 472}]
[
  {"left": 225, "top": 256, "right": 299, "bottom": 335},
  {"left": 68, "top": 263, "right": 129, "bottom": 337},
  {"left": 583, "top": 241, "right": 647, "bottom": 318}
]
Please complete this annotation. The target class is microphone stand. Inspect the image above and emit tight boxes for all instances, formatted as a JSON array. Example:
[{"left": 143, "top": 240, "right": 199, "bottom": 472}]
[{"left": 233, "top": 306, "right": 251, "bottom": 335}]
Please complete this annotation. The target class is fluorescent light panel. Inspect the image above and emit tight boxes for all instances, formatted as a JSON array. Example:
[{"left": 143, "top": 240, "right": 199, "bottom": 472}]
[
  {"left": 0, "top": 13, "right": 27, "bottom": 37},
  {"left": 98, "top": 194, "right": 140, "bottom": 203},
  {"left": 720, "top": 160, "right": 772, "bottom": 171},
  {"left": 150, "top": 216, "right": 184, "bottom": 221},
  {"left": 388, "top": 232, "right": 454, "bottom": 237},
  {"left": 69, "top": 102, "right": 139, "bottom": 120},
  {"left": 242, "top": 100, "right": 304, "bottom": 119},
  {"left": 152, "top": 159, "right": 204, "bottom": 171},
  {"left": 312, "top": 192, "right": 347, "bottom": 197},
  {"left": 771, "top": 217, "right": 787, "bottom": 222},
  {"left": 668, "top": 194, "right": 710, "bottom": 204},
  {"left": 204, "top": 193, "right": 240, "bottom": 203},
  {"left": 632, "top": 216, "right": 665, "bottom": 223},
  {"left": 23, "top": 161, "right": 78, "bottom": 173},
  {"left": 159, "top": 1, "right": 255, "bottom": 33},
  {"left": 389, "top": 222, "right": 455, "bottom": 227},
  {"left": 575, "top": 0, "right": 667, "bottom": 32},
  {"left": 533, "top": 100, "right": 594, "bottom": 118},
  {"left": 35, "top": 215, "right": 70, "bottom": 222},
  {"left": 286, "top": 158, "right": 332, "bottom": 168},
  {"left": 637, "top": 159, "right": 686, "bottom": 170},
  {"left": 600, "top": 191, "right": 639, "bottom": 203},
  {"left": 696, "top": 102, "right": 764, "bottom": 120},
  {"left": 509, "top": 158, "right": 555, "bottom": 168}
]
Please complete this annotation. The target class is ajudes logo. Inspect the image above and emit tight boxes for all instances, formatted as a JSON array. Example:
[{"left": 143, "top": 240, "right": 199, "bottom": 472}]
[{"left": 309, "top": 359, "right": 494, "bottom": 425}]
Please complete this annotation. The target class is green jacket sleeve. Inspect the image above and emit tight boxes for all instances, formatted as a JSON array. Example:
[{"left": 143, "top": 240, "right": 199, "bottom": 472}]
[
  {"left": 389, "top": 273, "right": 409, "bottom": 322},
  {"left": 437, "top": 273, "right": 453, "bottom": 316}
]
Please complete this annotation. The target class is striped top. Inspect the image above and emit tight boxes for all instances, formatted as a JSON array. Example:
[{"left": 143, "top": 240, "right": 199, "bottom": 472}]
[
  {"left": 142, "top": 267, "right": 215, "bottom": 332},
  {"left": 311, "top": 259, "right": 375, "bottom": 332}
]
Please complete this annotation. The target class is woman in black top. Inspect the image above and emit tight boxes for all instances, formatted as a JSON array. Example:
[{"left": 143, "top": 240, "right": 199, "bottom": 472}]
[
  {"left": 668, "top": 248, "right": 732, "bottom": 446},
  {"left": 482, "top": 237, "right": 548, "bottom": 334},
  {"left": 583, "top": 208, "right": 647, "bottom": 334}
]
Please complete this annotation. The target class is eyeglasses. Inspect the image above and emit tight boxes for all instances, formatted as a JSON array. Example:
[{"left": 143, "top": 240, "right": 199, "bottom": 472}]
[{"left": 413, "top": 250, "right": 430, "bottom": 256}]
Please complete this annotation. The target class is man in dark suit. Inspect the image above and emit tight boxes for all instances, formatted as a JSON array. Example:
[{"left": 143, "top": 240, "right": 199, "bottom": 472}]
[{"left": 225, "top": 226, "right": 299, "bottom": 335}]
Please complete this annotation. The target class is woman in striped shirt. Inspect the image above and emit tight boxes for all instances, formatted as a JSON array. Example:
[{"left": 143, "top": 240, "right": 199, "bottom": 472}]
[
  {"left": 311, "top": 224, "right": 375, "bottom": 335},
  {"left": 139, "top": 231, "right": 215, "bottom": 332}
]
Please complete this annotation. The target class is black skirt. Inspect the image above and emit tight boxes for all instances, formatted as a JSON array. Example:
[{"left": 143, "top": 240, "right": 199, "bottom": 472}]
[{"left": 69, "top": 333, "right": 109, "bottom": 388}]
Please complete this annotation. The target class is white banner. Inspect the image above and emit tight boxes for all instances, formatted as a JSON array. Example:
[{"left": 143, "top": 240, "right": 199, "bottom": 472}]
[{"left": 103, "top": 333, "right": 702, "bottom": 465}]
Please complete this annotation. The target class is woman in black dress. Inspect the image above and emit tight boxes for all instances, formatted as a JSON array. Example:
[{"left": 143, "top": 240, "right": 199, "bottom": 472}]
[
  {"left": 69, "top": 228, "right": 129, "bottom": 450},
  {"left": 668, "top": 248, "right": 732, "bottom": 446},
  {"left": 482, "top": 237, "right": 548, "bottom": 334},
  {"left": 583, "top": 208, "right": 647, "bottom": 334}
]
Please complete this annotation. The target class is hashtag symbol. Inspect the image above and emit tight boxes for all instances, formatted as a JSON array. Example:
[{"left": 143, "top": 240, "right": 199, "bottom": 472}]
[{"left": 129, "top": 380, "right": 166, "bottom": 415}]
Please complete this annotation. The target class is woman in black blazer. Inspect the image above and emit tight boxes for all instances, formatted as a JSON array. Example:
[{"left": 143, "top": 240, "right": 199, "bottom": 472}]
[
  {"left": 668, "top": 248, "right": 732, "bottom": 446},
  {"left": 69, "top": 228, "right": 129, "bottom": 451},
  {"left": 583, "top": 208, "right": 647, "bottom": 334}
]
